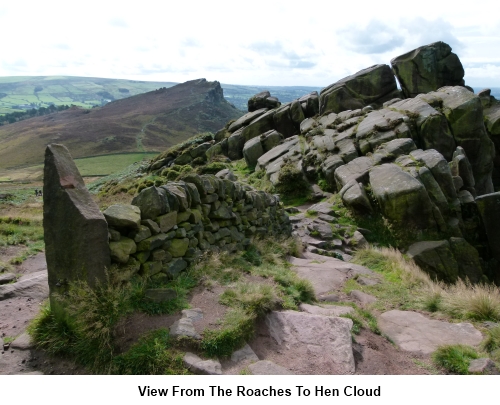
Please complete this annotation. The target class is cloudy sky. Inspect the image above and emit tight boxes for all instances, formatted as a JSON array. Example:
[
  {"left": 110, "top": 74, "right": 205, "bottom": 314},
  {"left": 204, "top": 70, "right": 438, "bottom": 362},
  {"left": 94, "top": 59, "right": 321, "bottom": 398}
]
[{"left": 1, "top": 0, "right": 499, "bottom": 87}]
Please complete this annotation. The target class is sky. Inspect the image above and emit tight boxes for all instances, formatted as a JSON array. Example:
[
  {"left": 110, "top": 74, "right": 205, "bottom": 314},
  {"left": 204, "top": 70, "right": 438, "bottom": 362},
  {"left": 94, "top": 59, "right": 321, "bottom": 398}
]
[{"left": 1, "top": 0, "right": 499, "bottom": 87}]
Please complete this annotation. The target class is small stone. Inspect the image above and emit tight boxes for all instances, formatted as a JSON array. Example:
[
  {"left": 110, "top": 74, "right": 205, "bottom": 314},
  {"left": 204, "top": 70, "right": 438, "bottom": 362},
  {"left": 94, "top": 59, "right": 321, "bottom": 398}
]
[
  {"left": 349, "top": 290, "right": 377, "bottom": 305},
  {"left": 468, "top": 358, "right": 499, "bottom": 374}
]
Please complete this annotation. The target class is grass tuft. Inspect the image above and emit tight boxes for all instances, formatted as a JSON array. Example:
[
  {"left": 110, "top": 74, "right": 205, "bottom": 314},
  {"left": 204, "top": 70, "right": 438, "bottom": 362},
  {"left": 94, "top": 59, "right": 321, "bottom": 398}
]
[
  {"left": 111, "top": 329, "right": 190, "bottom": 375},
  {"left": 432, "top": 344, "right": 479, "bottom": 374}
]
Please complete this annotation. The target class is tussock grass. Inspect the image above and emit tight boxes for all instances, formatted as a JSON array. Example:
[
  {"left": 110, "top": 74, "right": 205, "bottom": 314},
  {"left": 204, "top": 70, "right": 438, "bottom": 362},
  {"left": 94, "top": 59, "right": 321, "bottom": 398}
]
[
  {"left": 432, "top": 344, "right": 479, "bottom": 374},
  {"left": 201, "top": 308, "right": 255, "bottom": 357},
  {"left": 111, "top": 329, "right": 190, "bottom": 375},
  {"left": 440, "top": 280, "right": 500, "bottom": 322},
  {"left": 353, "top": 246, "right": 500, "bottom": 322},
  {"left": 219, "top": 283, "right": 280, "bottom": 316},
  {"left": 481, "top": 326, "right": 500, "bottom": 353},
  {"left": 0, "top": 216, "right": 44, "bottom": 263}
]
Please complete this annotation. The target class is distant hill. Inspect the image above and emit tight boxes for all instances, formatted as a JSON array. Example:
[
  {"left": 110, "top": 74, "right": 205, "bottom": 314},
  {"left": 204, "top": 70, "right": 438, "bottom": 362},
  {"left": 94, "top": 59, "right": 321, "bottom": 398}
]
[
  {"left": 0, "top": 76, "right": 322, "bottom": 115},
  {"left": 0, "top": 79, "right": 242, "bottom": 169},
  {"left": 0, "top": 76, "right": 177, "bottom": 114}
]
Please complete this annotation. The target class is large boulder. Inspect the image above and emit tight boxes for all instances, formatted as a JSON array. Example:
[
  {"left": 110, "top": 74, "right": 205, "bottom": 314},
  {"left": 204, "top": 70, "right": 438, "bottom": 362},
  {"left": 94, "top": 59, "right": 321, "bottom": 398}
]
[
  {"left": 476, "top": 192, "right": 500, "bottom": 282},
  {"left": 369, "top": 163, "right": 436, "bottom": 230},
  {"left": 43, "top": 144, "right": 110, "bottom": 307},
  {"left": 319, "top": 64, "right": 398, "bottom": 114},
  {"left": 391, "top": 41, "right": 465, "bottom": 98},
  {"left": 265, "top": 310, "right": 355, "bottom": 374},
  {"left": 247, "top": 91, "right": 280, "bottom": 112},
  {"left": 407, "top": 240, "right": 459, "bottom": 282},
  {"left": 132, "top": 186, "right": 168, "bottom": 220}
]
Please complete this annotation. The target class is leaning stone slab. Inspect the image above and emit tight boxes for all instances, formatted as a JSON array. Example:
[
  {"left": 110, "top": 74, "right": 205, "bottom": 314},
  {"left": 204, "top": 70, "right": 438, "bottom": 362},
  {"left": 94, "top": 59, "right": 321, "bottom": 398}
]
[
  {"left": 266, "top": 310, "right": 355, "bottom": 374},
  {"left": 378, "top": 310, "right": 483, "bottom": 355},
  {"left": 248, "top": 360, "right": 293, "bottom": 375},
  {"left": 183, "top": 352, "right": 222, "bottom": 375},
  {"left": 43, "top": 144, "right": 110, "bottom": 306}
]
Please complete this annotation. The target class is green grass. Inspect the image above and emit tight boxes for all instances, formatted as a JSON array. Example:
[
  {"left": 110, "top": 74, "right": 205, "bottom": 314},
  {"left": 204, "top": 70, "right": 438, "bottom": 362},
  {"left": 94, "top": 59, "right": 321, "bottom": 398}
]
[
  {"left": 129, "top": 273, "right": 197, "bottom": 315},
  {"left": 74, "top": 153, "right": 158, "bottom": 176},
  {"left": 0, "top": 216, "right": 44, "bottom": 264},
  {"left": 201, "top": 308, "right": 256, "bottom": 358},
  {"left": 432, "top": 344, "right": 480, "bottom": 374},
  {"left": 111, "top": 329, "right": 190, "bottom": 375}
]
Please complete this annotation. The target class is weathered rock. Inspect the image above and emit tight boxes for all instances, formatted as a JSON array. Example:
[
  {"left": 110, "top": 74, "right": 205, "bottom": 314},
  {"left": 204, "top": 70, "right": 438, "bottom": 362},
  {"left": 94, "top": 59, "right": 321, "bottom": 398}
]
[
  {"left": 422, "top": 86, "right": 495, "bottom": 195},
  {"left": 43, "top": 144, "right": 110, "bottom": 306},
  {"left": 407, "top": 240, "right": 458, "bottom": 283},
  {"left": 109, "top": 237, "right": 137, "bottom": 264},
  {"left": 266, "top": 310, "right": 355, "bottom": 374},
  {"left": 390, "top": 97, "right": 456, "bottom": 160},
  {"left": 320, "top": 64, "right": 398, "bottom": 114},
  {"left": 231, "top": 343, "right": 259, "bottom": 363},
  {"left": 340, "top": 181, "right": 373, "bottom": 214},
  {"left": 103, "top": 204, "right": 141, "bottom": 231},
  {"left": 132, "top": 186, "right": 168, "bottom": 220},
  {"left": 164, "top": 258, "right": 188, "bottom": 276},
  {"left": 468, "top": 358, "right": 499, "bottom": 374},
  {"left": 241, "top": 110, "right": 276, "bottom": 144},
  {"left": 369, "top": 163, "right": 436, "bottom": 230},
  {"left": 129, "top": 225, "right": 151, "bottom": 243},
  {"left": 0, "top": 270, "right": 48, "bottom": 301},
  {"left": 299, "top": 303, "right": 354, "bottom": 316},
  {"left": 349, "top": 290, "right": 377, "bottom": 305},
  {"left": 183, "top": 352, "right": 221, "bottom": 375},
  {"left": 0, "top": 273, "right": 17, "bottom": 285},
  {"left": 170, "top": 318, "right": 200, "bottom": 339},
  {"left": 476, "top": 192, "right": 500, "bottom": 278},
  {"left": 243, "top": 136, "right": 264, "bottom": 168},
  {"left": 167, "top": 238, "right": 190, "bottom": 257},
  {"left": 378, "top": 310, "right": 483, "bottom": 355},
  {"left": 141, "top": 219, "right": 161, "bottom": 235},
  {"left": 10, "top": 333, "right": 33, "bottom": 350},
  {"left": 289, "top": 253, "right": 371, "bottom": 296},
  {"left": 157, "top": 212, "right": 177, "bottom": 233},
  {"left": 391, "top": 41, "right": 464, "bottom": 98},
  {"left": 334, "top": 156, "right": 374, "bottom": 189},
  {"left": 248, "top": 91, "right": 280, "bottom": 112},
  {"left": 448, "top": 237, "right": 483, "bottom": 283},
  {"left": 228, "top": 108, "right": 268, "bottom": 133},
  {"left": 299, "top": 91, "right": 319, "bottom": 117},
  {"left": 248, "top": 360, "right": 292, "bottom": 375}
]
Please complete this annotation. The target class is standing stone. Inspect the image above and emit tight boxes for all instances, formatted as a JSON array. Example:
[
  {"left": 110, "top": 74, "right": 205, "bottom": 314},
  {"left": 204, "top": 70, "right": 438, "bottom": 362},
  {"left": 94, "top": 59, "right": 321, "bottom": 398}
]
[{"left": 43, "top": 144, "right": 110, "bottom": 308}]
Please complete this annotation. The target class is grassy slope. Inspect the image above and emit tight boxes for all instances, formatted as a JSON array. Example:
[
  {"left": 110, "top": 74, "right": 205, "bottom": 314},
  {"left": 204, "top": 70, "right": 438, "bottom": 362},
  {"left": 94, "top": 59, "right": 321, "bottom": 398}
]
[
  {"left": 0, "top": 76, "right": 177, "bottom": 114},
  {"left": 0, "top": 79, "right": 242, "bottom": 170}
]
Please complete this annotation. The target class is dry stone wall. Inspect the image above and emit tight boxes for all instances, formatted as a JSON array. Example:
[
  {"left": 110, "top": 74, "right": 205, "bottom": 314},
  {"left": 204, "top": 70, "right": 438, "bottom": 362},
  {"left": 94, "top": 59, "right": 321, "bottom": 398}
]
[{"left": 105, "top": 174, "right": 291, "bottom": 283}]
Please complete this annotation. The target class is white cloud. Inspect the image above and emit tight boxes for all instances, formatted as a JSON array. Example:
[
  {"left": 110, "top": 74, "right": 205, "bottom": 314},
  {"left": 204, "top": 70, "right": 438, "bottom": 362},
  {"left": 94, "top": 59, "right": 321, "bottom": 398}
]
[{"left": 0, "top": 0, "right": 498, "bottom": 86}]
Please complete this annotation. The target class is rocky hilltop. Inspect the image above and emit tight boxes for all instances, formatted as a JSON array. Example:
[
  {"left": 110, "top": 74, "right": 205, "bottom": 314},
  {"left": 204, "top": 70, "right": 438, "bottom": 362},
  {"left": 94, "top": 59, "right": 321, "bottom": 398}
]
[
  {"left": 0, "top": 79, "right": 242, "bottom": 169},
  {"left": 146, "top": 41, "right": 500, "bottom": 285}
]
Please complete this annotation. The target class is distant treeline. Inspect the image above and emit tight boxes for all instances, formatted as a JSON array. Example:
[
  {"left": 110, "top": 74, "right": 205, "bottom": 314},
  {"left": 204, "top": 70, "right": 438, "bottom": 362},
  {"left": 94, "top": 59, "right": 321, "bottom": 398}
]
[{"left": 0, "top": 104, "right": 71, "bottom": 126}]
